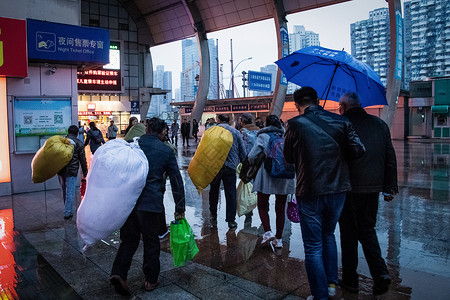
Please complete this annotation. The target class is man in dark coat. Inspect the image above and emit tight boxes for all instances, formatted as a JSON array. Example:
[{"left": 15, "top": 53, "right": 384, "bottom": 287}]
[
  {"left": 57, "top": 125, "right": 88, "bottom": 220},
  {"left": 180, "top": 119, "right": 190, "bottom": 147},
  {"left": 284, "top": 87, "right": 365, "bottom": 300},
  {"left": 110, "top": 117, "right": 185, "bottom": 296},
  {"left": 338, "top": 92, "right": 398, "bottom": 296}
]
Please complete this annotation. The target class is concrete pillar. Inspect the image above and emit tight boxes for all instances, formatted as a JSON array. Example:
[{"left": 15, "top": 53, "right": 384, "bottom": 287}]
[
  {"left": 381, "top": 0, "right": 403, "bottom": 129},
  {"left": 140, "top": 50, "right": 153, "bottom": 120},
  {"left": 270, "top": 0, "right": 289, "bottom": 117}
]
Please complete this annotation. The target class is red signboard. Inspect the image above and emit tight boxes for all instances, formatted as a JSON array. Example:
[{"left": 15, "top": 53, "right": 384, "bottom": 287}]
[
  {"left": 78, "top": 111, "right": 112, "bottom": 116},
  {"left": 0, "top": 17, "right": 27, "bottom": 77}
]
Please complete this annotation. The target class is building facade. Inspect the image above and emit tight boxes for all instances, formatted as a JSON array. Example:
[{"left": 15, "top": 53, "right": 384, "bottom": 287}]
[
  {"left": 404, "top": 0, "right": 450, "bottom": 86},
  {"left": 351, "top": 8, "right": 390, "bottom": 86},
  {"left": 149, "top": 65, "right": 172, "bottom": 117},
  {"left": 181, "top": 38, "right": 218, "bottom": 102}
]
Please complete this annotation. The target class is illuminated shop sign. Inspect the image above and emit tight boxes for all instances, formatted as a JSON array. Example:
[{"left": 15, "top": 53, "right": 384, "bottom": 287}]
[
  {"left": 0, "top": 17, "right": 27, "bottom": 77},
  {"left": 27, "top": 19, "right": 109, "bottom": 64},
  {"left": 77, "top": 41, "right": 122, "bottom": 92},
  {"left": 78, "top": 111, "right": 112, "bottom": 116}
]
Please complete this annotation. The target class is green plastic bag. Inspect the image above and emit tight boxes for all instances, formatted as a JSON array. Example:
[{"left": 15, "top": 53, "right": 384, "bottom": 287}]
[{"left": 169, "top": 218, "right": 199, "bottom": 267}]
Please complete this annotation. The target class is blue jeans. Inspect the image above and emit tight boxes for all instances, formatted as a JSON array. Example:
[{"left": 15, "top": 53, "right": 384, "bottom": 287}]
[
  {"left": 58, "top": 175, "right": 77, "bottom": 217},
  {"left": 298, "top": 192, "right": 346, "bottom": 300}
]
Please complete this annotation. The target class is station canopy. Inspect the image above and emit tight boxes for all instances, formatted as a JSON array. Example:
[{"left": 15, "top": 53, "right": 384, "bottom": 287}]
[{"left": 120, "top": 0, "right": 350, "bottom": 47}]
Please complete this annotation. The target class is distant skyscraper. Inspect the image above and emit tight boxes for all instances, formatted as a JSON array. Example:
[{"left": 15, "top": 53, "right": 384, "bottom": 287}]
[
  {"left": 404, "top": 0, "right": 450, "bottom": 85},
  {"left": 149, "top": 65, "right": 172, "bottom": 116},
  {"left": 351, "top": 8, "right": 390, "bottom": 86},
  {"left": 287, "top": 25, "right": 320, "bottom": 94},
  {"left": 181, "top": 38, "right": 218, "bottom": 101}
]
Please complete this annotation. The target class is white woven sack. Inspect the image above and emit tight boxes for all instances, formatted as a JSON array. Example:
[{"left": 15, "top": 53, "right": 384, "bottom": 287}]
[{"left": 77, "top": 138, "right": 149, "bottom": 246}]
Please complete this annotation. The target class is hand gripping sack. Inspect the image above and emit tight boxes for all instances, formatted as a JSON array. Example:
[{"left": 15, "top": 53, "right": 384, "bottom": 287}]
[
  {"left": 170, "top": 218, "right": 199, "bottom": 267},
  {"left": 188, "top": 126, "right": 233, "bottom": 193},
  {"left": 264, "top": 132, "right": 295, "bottom": 179},
  {"left": 31, "top": 135, "right": 74, "bottom": 183},
  {"left": 76, "top": 139, "right": 149, "bottom": 246}
]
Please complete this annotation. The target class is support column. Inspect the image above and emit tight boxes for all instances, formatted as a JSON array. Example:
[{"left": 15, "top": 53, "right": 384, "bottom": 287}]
[
  {"left": 270, "top": 0, "right": 289, "bottom": 117},
  {"left": 140, "top": 49, "right": 154, "bottom": 120},
  {"left": 381, "top": 0, "right": 403, "bottom": 129}
]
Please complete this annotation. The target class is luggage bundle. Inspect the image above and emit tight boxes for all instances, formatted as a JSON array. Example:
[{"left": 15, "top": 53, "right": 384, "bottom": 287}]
[
  {"left": 31, "top": 135, "right": 74, "bottom": 183},
  {"left": 77, "top": 139, "right": 149, "bottom": 246},
  {"left": 188, "top": 126, "right": 233, "bottom": 193}
]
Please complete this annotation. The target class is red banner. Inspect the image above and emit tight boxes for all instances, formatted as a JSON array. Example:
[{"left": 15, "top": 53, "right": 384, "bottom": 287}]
[
  {"left": 0, "top": 17, "right": 27, "bottom": 77},
  {"left": 78, "top": 111, "right": 112, "bottom": 116}
]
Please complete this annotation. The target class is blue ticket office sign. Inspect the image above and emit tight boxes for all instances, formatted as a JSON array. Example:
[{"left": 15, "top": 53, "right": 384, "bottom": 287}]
[
  {"left": 248, "top": 71, "right": 272, "bottom": 92},
  {"left": 27, "top": 19, "right": 110, "bottom": 65}
]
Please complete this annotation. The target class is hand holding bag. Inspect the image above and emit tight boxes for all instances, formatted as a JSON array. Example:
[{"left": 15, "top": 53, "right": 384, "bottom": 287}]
[
  {"left": 286, "top": 195, "right": 300, "bottom": 223},
  {"left": 170, "top": 218, "right": 199, "bottom": 267}
]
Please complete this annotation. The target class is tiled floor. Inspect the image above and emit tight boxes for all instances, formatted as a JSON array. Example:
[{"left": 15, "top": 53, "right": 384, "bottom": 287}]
[{"left": 0, "top": 140, "right": 449, "bottom": 299}]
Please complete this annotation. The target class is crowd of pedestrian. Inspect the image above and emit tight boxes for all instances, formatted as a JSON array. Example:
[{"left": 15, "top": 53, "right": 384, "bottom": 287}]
[{"left": 55, "top": 86, "right": 397, "bottom": 299}]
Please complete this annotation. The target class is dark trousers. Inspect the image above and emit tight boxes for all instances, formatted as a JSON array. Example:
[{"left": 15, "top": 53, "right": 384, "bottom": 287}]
[
  {"left": 171, "top": 134, "right": 178, "bottom": 145},
  {"left": 182, "top": 134, "right": 189, "bottom": 146},
  {"left": 193, "top": 132, "right": 198, "bottom": 142},
  {"left": 339, "top": 192, "right": 389, "bottom": 285},
  {"left": 111, "top": 210, "right": 163, "bottom": 284},
  {"left": 209, "top": 165, "right": 237, "bottom": 222},
  {"left": 257, "top": 192, "right": 287, "bottom": 239}
]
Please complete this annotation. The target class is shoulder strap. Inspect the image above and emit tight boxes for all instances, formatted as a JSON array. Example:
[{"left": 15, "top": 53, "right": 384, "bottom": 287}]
[{"left": 304, "top": 113, "right": 342, "bottom": 148}]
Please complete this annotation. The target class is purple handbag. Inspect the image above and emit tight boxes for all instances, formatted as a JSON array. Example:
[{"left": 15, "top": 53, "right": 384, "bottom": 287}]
[{"left": 287, "top": 195, "right": 300, "bottom": 223}]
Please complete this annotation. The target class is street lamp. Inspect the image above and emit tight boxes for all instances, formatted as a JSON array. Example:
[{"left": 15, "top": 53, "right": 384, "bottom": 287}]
[{"left": 229, "top": 57, "right": 252, "bottom": 98}]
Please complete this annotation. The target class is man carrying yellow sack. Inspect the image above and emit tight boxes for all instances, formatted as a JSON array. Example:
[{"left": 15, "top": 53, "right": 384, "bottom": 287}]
[
  {"left": 58, "top": 125, "right": 88, "bottom": 220},
  {"left": 209, "top": 114, "right": 247, "bottom": 230}
]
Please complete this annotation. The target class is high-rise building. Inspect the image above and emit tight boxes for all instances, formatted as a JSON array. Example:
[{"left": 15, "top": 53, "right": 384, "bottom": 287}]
[
  {"left": 181, "top": 38, "right": 218, "bottom": 101},
  {"left": 404, "top": 0, "right": 450, "bottom": 85},
  {"left": 287, "top": 25, "right": 320, "bottom": 94},
  {"left": 149, "top": 65, "right": 172, "bottom": 117},
  {"left": 350, "top": 8, "right": 390, "bottom": 86}
]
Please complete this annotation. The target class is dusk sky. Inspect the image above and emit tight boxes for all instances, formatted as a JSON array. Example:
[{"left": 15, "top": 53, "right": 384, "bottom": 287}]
[{"left": 150, "top": 0, "right": 396, "bottom": 97}]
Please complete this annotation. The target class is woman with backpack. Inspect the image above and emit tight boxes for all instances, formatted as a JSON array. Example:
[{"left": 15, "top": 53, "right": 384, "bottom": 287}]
[
  {"left": 84, "top": 122, "right": 105, "bottom": 154},
  {"left": 247, "top": 115, "right": 295, "bottom": 249}
]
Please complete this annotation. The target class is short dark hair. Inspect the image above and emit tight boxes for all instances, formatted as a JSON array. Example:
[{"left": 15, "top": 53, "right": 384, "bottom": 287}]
[
  {"left": 218, "top": 114, "right": 229, "bottom": 123},
  {"left": 88, "top": 121, "right": 96, "bottom": 128},
  {"left": 240, "top": 113, "right": 253, "bottom": 125},
  {"left": 68, "top": 125, "right": 79, "bottom": 135},
  {"left": 146, "top": 117, "right": 167, "bottom": 134},
  {"left": 294, "top": 87, "right": 319, "bottom": 106},
  {"left": 265, "top": 115, "right": 282, "bottom": 129}
]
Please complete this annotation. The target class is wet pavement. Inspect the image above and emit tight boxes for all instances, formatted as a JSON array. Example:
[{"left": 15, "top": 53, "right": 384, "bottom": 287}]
[{"left": 0, "top": 140, "right": 449, "bottom": 299}]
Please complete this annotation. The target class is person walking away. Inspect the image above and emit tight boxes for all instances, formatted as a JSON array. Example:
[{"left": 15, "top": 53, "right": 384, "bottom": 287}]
[
  {"left": 106, "top": 120, "right": 118, "bottom": 140},
  {"left": 180, "top": 119, "right": 190, "bottom": 147},
  {"left": 124, "top": 117, "right": 138, "bottom": 136},
  {"left": 58, "top": 125, "right": 88, "bottom": 220},
  {"left": 255, "top": 117, "right": 264, "bottom": 129},
  {"left": 192, "top": 119, "right": 199, "bottom": 142},
  {"left": 205, "top": 118, "right": 216, "bottom": 130},
  {"left": 337, "top": 92, "right": 397, "bottom": 296},
  {"left": 284, "top": 87, "right": 365, "bottom": 300},
  {"left": 84, "top": 122, "right": 105, "bottom": 155},
  {"left": 171, "top": 120, "right": 179, "bottom": 146},
  {"left": 209, "top": 114, "right": 247, "bottom": 230},
  {"left": 110, "top": 117, "right": 185, "bottom": 296},
  {"left": 248, "top": 115, "right": 295, "bottom": 249},
  {"left": 78, "top": 122, "right": 85, "bottom": 143}
]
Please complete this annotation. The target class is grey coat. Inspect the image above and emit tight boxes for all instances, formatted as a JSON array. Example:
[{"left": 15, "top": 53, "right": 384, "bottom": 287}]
[{"left": 248, "top": 126, "right": 296, "bottom": 195}]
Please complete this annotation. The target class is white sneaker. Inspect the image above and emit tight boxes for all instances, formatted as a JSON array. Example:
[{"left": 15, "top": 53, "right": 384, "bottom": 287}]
[
  {"left": 306, "top": 296, "right": 314, "bottom": 300},
  {"left": 272, "top": 238, "right": 283, "bottom": 248},
  {"left": 261, "top": 231, "right": 275, "bottom": 245},
  {"left": 328, "top": 284, "right": 336, "bottom": 297}
]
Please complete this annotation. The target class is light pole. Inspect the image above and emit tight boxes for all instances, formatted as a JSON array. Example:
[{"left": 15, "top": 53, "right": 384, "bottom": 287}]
[{"left": 229, "top": 57, "right": 252, "bottom": 98}]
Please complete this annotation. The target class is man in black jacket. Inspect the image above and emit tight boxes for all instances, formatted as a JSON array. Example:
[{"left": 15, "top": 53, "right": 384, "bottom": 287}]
[
  {"left": 57, "top": 125, "right": 88, "bottom": 220},
  {"left": 110, "top": 117, "right": 185, "bottom": 296},
  {"left": 180, "top": 118, "right": 190, "bottom": 147},
  {"left": 284, "top": 87, "right": 365, "bottom": 300},
  {"left": 338, "top": 92, "right": 397, "bottom": 296}
]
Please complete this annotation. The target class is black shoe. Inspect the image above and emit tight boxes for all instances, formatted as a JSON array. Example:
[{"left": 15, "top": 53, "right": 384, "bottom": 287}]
[
  {"left": 110, "top": 275, "right": 131, "bottom": 296},
  {"left": 339, "top": 279, "right": 359, "bottom": 294},
  {"left": 64, "top": 213, "right": 73, "bottom": 220},
  {"left": 373, "top": 275, "right": 391, "bottom": 295},
  {"left": 228, "top": 221, "right": 237, "bottom": 230}
]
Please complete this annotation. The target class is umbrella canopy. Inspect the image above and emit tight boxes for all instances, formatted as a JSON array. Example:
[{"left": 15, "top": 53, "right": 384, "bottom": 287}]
[{"left": 275, "top": 46, "right": 387, "bottom": 107}]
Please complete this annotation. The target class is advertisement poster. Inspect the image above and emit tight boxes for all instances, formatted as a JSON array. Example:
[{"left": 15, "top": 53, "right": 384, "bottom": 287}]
[{"left": 14, "top": 98, "right": 71, "bottom": 137}]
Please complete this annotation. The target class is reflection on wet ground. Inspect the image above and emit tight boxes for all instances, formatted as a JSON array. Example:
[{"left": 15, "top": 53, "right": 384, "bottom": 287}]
[{"left": 0, "top": 140, "right": 449, "bottom": 299}]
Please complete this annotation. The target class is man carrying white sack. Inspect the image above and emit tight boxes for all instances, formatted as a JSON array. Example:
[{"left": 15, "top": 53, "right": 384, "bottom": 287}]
[{"left": 110, "top": 117, "right": 186, "bottom": 296}]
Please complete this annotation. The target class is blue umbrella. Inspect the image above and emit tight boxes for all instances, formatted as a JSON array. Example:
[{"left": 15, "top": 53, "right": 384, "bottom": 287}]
[{"left": 275, "top": 46, "right": 387, "bottom": 107}]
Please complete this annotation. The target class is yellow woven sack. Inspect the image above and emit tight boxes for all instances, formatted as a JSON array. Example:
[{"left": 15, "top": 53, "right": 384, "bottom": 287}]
[
  {"left": 31, "top": 135, "right": 74, "bottom": 183},
  {"left": 188, "top": 126, "right": 233, "bottom": 193}
]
